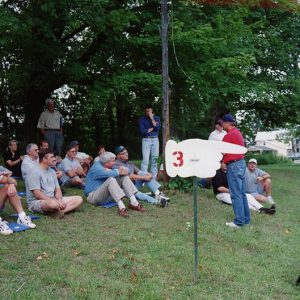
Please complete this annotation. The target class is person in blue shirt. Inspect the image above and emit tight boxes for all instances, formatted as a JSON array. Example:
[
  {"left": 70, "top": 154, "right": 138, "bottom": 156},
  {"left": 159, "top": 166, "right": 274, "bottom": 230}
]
[
  {"left": 84, "top": 152, "right": 145, "bottom": 218},
  {"left": 138, "top": 104, "right": 161, "bottom": 179}
]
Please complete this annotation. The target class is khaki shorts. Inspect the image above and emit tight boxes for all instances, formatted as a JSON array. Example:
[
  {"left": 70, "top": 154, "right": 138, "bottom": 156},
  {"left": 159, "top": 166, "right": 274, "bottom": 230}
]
[{"left": 28, "top": 200, "right": 44, "bottom": 213}]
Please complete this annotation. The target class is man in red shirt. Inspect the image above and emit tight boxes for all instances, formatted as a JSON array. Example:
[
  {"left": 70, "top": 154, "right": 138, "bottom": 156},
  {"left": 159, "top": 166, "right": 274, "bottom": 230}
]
[{"left": 222, "top": 114, "right": 250, "bottom": 228}]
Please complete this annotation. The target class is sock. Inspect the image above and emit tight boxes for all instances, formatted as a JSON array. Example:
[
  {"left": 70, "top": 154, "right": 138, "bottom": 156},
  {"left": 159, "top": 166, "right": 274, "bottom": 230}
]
[
  {"left": 154, "top": 190, "right": 160, "bottom": 196},
  {"left": 117, "top": 200, "right": 126, "bottom": 210},
  {"left": 129, "top": 195, "right": 139, "bottom": 206},
  {"left": 267, "top": 196, "right": 275, "bottom": 204},
  {"left": 18, "top": 211, "right": 26, "bottom": 218}
]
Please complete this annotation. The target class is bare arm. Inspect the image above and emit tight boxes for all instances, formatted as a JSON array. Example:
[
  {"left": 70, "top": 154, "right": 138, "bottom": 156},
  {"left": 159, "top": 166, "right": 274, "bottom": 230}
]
[
  {"left": 6, "top": 156, "right": 23, "bottom": 167},
  {"left": 217, "top": 186, "right": 230, "bottom": 193},
  {"left": 32, "top": 189, "right": 54, "bottom": 201},
  {"left": 129, "top": 173, "right": 152, "bottom": 181}
]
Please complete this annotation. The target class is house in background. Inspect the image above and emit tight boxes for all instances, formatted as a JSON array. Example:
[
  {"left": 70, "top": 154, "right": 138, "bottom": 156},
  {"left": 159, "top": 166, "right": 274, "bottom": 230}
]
[{"left": 248, "top": 130, "right": 292, "bottom": 157}]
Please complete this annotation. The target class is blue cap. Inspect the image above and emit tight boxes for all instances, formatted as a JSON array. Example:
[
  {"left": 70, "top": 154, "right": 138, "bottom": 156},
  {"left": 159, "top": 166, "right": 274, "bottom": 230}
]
[
  {"left": 222, "top": 114, "right": 236, "bottom": 123},
  {"left": 115, "top": 146, "right": 126, "bottom": 155}
]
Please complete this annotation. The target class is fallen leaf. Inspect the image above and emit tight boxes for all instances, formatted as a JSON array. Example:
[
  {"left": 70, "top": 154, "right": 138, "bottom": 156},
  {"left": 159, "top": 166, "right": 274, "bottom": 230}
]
[{"left": 130, "top": 271, "right": 138, "bottom": 282}]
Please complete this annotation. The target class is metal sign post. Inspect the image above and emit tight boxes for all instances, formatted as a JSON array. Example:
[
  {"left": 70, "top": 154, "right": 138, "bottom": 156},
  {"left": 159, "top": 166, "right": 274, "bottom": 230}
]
[{"left": 193, "top": 176, "right": 199, "bottom": 283}]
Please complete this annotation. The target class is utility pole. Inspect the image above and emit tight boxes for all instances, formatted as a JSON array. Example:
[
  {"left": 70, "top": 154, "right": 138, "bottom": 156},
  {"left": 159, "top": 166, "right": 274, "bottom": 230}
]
[{"left": 161, "top": 0, "right": 170, "bottom": 179}]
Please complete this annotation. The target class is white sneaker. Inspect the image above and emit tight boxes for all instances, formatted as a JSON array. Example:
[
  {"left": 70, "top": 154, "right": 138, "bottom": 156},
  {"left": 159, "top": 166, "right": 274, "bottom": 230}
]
[
  {"left": 0, "top": 218, "right": 13, "bottom": 235},
  {"left": 155, "top": 192, "right": 170, "bottom": 202},
  {"left": 225, "top": 222, "right": 240, "bottom": 229},
  {"left": 17, "top": 215, "right": 36, "bottom": 229}
]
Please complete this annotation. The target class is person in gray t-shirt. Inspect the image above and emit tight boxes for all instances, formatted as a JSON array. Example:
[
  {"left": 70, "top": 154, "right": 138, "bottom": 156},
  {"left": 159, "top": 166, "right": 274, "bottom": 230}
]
[
  {"left": 60, "top": 145, "right": 86, "bottom": 188},
  {"left": 25, "top": 149, "right": 83, "bottom": 218},
  {"left": 245, "top": 158, "right": 275, "bottom": 206}
]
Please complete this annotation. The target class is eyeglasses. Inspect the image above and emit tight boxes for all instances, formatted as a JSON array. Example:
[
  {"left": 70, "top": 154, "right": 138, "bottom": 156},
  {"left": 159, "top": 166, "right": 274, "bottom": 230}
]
[{"left": 33, "top": 149, "right": 39, "bottom": 152}]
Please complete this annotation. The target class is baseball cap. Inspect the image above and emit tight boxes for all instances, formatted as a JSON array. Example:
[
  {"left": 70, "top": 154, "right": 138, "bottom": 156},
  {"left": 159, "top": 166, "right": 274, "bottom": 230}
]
[
  {"left": 70, "top": 141, "right": 79, "bottom": 147},
  {"left": 115, "top": 146, "right": 126, "bottom": 155},
  {"left": 249, "top": 158, "right": 257, "bottom": 164},
  {"left": 222, "top": 114, "right": 236, "bottom": 123}
]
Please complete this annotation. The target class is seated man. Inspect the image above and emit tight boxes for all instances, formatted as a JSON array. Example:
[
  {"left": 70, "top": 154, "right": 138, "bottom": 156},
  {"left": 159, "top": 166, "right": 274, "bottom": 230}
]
[
  {"left": 211, "top": 163, "right": 275, "bottom": 214},
  {"left": 21, "top": 143, "right": 39, "bottom": 179},
  {"left": 69, "top": 141, "right": 93, "bottom": 173},
  {"left": 245, "top": 158, "right": 276, "bottom": 206},
  {"left": 25, "top": 149, "right": 83, "bottom": 218},
  {"left": 40, "top": 140, "right": 62, "bottom": 165},
  {"left": 84, "top": 151, "right": 145, "bottom": 218},
  {"left": 113, "top": 146, "right": 169, "bottom": 207},
  {"left": 0, "top": 166, "right": 36, "bottom": 235},
  {"left": 60, "top": 145, "right": 86, "bottom": 188}
]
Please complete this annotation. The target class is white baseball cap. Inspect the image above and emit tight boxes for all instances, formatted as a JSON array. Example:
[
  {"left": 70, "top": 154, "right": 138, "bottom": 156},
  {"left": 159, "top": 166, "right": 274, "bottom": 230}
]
[{"left": 249, "top": 158, "right": 257, "bottom": 164}]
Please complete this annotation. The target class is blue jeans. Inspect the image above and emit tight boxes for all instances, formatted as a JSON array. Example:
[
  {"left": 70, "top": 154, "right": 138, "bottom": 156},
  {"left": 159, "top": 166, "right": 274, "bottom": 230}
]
[
  {"left": 135, "top": 191, "right": 158, "bottom": 204},
  {"left": 45, "top": 130, "right": 64, "bottom": 156},
  {"left": 226, "top": 159, "right": 251, "bottom": 226},
  {"left": 141, "top": 138, "right": 159, "bottom": 178},
  {"left": 134, "top": 172, "right": 161, "bottom": 193}
]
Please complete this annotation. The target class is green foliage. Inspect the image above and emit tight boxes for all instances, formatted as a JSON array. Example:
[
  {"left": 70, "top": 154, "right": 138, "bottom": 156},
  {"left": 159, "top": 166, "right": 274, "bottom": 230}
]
[
  {"left": 245, "top": 152, "right": 291, "bottom": 165},
  {"left": 0, "top": 1, "right": 300, "bottom": 155},
  {"left": 166, "top": 176, "right": 193, "bottom": 192}
]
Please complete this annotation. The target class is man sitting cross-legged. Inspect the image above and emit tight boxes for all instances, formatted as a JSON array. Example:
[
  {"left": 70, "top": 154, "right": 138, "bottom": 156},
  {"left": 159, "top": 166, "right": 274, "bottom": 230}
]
[
  {"left": 0, "top": 166, "right": 36, "bottom": 235},
  {"left": 24, "top": 149, "right": 83, "bottom": 218},
  {"left": 113, "top": 146, "right": 169, "bottom": 207},
  {"left": 212, "top": 163, "right": 275, "bottom": 215},
  {"left": 84, "top": 152, "right": 145, "bottom": 218},
  {"left": 60, "top": 145, "right": 86, "bottom": 188},
  {"left": 245, "top": 158, "right": 276, "bottom": 208}
]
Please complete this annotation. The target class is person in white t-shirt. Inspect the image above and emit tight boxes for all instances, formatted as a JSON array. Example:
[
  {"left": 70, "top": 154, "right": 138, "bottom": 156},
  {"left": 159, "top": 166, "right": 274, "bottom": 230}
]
[{"left": 208, "top": 120, "right": 226, "bottom": 141}]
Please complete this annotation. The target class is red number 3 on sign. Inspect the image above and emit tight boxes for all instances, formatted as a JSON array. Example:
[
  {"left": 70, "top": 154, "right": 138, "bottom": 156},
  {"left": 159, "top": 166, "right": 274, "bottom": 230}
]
[{"left": 172, "top": 151, "right": 184, "bottom": 167}]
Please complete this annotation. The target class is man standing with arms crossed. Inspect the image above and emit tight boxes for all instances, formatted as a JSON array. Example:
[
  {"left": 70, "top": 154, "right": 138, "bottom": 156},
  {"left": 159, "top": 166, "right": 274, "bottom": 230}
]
[
  {"left": 222, "top": 114, "right": 250, "bottom": 228},
  {"left": 139, "top": 104, "right": 161, "bottom": 179}
]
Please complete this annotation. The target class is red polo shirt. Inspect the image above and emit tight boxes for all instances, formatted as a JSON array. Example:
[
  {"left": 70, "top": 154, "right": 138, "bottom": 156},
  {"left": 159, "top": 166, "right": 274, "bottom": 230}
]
[{"left": 222, "top": 127, "right": 245, "bottom": 164}]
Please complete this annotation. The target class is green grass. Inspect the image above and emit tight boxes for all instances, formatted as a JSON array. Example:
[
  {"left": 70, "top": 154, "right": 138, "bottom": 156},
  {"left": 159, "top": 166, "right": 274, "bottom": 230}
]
[{"left": 0, "top": 163, "right": 299, "bottom": 299}]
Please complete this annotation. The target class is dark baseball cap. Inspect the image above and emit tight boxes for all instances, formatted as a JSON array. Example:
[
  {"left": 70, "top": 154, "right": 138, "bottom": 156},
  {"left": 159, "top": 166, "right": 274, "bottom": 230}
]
[
  {"left": 222, "top": 114, "right": 236, "bottom": 123},
  {"left": 70, "top": 140, "right": 79, "bottom": 147},
  {"left": 115, "top": 146, "right": 126, "bottom": 155}
]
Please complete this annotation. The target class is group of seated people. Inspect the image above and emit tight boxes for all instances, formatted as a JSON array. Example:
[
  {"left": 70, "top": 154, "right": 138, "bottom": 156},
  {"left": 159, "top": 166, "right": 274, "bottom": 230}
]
[
  {"left": 1, "top": 138, "right": 276, "bottom": 236},
  {"left": 211, "top": 158, "right": 276, "bottom": 215},
  {"left": 0, "top": 140, "right": 169, "bottom": 235}
]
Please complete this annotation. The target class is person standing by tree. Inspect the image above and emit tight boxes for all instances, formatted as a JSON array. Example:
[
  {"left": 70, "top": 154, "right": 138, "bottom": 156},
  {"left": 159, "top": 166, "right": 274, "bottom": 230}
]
[
  {"left": 222, "top": 114, "right": 250, "bottom": 229},
  {"left": 138, "top": 104, "right": 161, "bottom": 179},
  {"left": 37, "top": 98, "right": 64, "bottom": 156}
]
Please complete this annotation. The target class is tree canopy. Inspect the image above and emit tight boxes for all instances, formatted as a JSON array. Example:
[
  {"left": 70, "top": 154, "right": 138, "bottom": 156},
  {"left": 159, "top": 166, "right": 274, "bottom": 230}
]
[{"left": 0, "top": 0, "right": 299, "bottom": 157}]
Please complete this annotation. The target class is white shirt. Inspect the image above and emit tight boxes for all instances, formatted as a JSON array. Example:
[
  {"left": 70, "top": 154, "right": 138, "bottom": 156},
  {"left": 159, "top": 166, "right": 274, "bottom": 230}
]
[{"left": 208, "top": 129, "right": 226, "bottom": 141}]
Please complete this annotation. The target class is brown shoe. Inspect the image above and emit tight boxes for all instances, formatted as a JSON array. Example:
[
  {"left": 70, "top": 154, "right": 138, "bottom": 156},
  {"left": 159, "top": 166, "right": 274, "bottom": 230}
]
[
  {"left": 128, "top": 203, "right": 146, "bottom": 213},
  {"left": 118, "top": 208, "right": 129, "bottom": 218}
]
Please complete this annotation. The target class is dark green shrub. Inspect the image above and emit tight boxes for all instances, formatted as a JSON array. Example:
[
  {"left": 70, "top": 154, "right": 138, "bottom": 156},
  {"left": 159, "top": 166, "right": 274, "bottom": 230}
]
[
  {"left": 166, "top": 176, "right": 193, "bottom": 192},
  {"left": 245, "top": 152, "right": 290, "bottom": 165}
]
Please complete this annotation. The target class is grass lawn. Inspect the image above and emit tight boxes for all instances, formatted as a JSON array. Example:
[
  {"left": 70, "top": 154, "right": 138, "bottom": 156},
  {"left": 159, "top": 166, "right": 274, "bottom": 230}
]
[{"left": 0, "top": 163, "right": 299, "bottom": 299}]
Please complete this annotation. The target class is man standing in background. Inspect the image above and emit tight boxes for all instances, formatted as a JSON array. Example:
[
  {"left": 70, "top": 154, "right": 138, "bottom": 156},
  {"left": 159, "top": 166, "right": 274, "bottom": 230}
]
[
  {"left": 138, "top": 104, "right": 161, "bottom": 179},
  {"left": 37, "top": 98, "right": 64, "bottom": 156}
]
